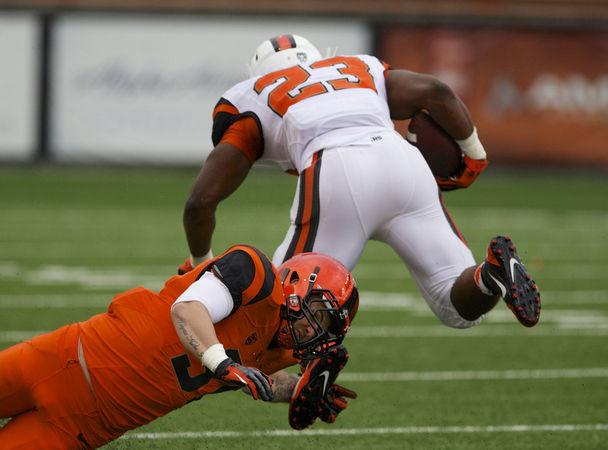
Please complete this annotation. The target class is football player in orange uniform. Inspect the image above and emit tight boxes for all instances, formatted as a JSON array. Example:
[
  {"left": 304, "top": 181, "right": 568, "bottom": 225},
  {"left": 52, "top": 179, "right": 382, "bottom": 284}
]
[
  {"left": 181, "top": 34, "right": 540, "bottom": 330},
  {"left": 0, "top": 245, "right": 359, "bottom": 449}
]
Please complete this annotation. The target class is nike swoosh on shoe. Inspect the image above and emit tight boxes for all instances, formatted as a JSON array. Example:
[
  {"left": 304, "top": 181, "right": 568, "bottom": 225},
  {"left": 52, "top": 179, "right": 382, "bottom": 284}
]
[
  {"left": 319, "top": 370, "right": 330, "bottom": 395},
  {"left": 488, "top": 273, "right": 507, "bottom": 297},
  {"left": 509, "top": 257, "right": 520, "bottom": 283}
]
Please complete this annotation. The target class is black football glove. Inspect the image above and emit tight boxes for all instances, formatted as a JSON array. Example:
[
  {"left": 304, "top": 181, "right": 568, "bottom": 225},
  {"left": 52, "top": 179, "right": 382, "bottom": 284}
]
[
  {"left": 214, "top": 358, "right": 273, "bottom": 401},
  {"left": 319, "top": 383, "right": 357, "bottom": 423}
]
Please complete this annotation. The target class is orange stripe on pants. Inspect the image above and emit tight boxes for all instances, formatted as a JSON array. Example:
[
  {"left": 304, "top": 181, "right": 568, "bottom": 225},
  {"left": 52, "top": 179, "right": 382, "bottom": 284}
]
[
  {"left": 439, "top": 192, "right": 469, "bottom": 246},
  {"left": 286, "top": 151, "right": 322, "bottom": 258}
]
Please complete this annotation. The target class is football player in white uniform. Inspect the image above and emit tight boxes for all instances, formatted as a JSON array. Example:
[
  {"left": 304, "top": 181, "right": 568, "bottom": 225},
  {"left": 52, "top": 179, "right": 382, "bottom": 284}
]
[{"left": 180, "top": 34, "right": 540, "bottom": 329}]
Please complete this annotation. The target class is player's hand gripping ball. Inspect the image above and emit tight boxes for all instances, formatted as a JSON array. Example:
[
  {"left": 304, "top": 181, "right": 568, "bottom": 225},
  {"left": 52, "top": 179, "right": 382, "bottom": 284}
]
[{"left": 406, "top": 110, "right": 463, "bottom": 178}]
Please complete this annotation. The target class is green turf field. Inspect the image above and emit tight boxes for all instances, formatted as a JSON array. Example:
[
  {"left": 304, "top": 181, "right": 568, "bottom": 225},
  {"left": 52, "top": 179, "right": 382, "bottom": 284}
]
[{"left": 1, "top": 165, "right": 607, "bottom": 449}]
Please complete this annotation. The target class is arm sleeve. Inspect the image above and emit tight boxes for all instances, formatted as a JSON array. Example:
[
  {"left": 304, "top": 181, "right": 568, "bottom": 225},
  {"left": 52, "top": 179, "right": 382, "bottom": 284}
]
[
  {"left": 210, "top": 245, "right": 278, "bottom": 314},
  {"left": 172, "top": 271, "right": 234, "bottom": 323},
  {"left": 212, "top": 97, "right": 263, "bottom": 164}
]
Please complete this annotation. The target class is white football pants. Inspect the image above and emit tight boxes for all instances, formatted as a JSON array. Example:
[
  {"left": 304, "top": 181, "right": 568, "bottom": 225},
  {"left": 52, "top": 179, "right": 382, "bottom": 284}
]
[{"left": 273, "top": 129, "right": 481, "bottom": 328}]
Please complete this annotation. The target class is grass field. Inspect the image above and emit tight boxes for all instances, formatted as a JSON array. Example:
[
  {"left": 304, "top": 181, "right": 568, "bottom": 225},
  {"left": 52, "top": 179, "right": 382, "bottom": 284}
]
[{"left": 1, "top": 164, "right": 607, "bottom": 449}]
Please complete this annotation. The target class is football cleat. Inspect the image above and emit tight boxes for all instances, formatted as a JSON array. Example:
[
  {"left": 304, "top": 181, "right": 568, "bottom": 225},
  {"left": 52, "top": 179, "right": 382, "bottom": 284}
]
[
  {"left": 480, "top": 236, "right": 541, "bottom": 327},
  {"left": 288, "top": 344, "right": 350, "bottom": 430}
]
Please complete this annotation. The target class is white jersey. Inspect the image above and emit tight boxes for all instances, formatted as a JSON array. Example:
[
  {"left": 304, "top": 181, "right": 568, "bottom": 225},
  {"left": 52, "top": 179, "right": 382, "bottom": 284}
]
[
  {"left": 213, "top": 54, "right": 394, "bottom": 173},
  {"left": 212, "top": 53, "right": 481, "bottom": 330}
]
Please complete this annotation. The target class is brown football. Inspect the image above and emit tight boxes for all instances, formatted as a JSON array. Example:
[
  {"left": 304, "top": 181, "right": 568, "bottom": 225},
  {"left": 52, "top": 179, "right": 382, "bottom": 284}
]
[{"left": 407, "top": 111, "right": 462, "bottom": 178}]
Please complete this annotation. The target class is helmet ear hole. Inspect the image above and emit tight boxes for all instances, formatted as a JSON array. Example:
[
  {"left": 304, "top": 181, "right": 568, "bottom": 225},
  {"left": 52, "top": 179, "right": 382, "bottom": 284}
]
[{"left": 289, "top": 271, "right": 300, "bottom": 284}]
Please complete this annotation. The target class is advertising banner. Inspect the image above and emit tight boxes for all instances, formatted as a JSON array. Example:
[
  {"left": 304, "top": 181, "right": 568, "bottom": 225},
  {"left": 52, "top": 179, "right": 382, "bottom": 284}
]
[
  {"left": 50, "top": 14, "right": 370, "bottom": 164},
  {"left": 0, "top": 13, "right": 38, "bottom": 161},
  {"left": 377, "top": 26, "right": 608, "bottom": 167}
]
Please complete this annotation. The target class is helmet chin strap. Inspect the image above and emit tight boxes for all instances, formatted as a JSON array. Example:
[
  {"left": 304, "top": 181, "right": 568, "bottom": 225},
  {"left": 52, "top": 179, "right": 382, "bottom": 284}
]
[{"left": 305, "top": 267, "right": 320, "bottom": 295}]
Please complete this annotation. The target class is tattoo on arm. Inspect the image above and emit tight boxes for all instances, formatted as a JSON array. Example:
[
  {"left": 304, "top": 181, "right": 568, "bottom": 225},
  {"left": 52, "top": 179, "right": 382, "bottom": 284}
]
[{"left": 176, "top": 318, "right": 204, "bottom": 359}]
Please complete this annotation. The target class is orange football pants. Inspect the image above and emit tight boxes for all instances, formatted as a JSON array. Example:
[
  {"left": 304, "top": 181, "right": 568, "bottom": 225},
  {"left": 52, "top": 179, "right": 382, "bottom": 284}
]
[{"left": 0, "top": 324, "right": 118, "bottom": 449}]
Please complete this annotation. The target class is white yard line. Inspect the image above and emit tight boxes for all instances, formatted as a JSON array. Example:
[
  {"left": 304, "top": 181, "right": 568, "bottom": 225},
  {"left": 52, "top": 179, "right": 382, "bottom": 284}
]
[
  {"left": 338, "top": 367, "right": 608, "bottom": 382},
  {"left": 1, "top": 290, "right": 607, "bottom": 308},
  {"left": 0, "top": 294, "right": 111, "bottom": 308},
  {"left": 2, "top": 260, "right": 608, "bottom": 290},
  {"left": 3, "top": 323, "right": 608, "bottom": 344},
  {"left": 1, "top": 290, "right": 607, "bottom": 342},
  {"left": 121, "top": 423, "right": 608, "bottom": 440},
  {"left": 346, "top": 324, "right": 608, "bottom": 337}
]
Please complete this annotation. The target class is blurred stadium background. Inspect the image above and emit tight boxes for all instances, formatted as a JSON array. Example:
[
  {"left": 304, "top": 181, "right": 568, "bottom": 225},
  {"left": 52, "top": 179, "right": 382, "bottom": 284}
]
[{"left": 1, "top": 1, "right": 607, "bottom": 449}]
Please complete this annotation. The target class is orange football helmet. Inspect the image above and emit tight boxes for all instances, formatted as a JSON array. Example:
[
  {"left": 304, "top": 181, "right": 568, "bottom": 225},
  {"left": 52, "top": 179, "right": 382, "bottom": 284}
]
[{"left": 276, "top": 252, "right": 359, "bottom": 359}]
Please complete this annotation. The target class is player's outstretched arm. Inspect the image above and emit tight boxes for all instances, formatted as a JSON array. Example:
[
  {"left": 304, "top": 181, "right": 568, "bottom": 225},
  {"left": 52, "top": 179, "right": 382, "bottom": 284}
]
[
  {"left": 182, "top": 142, "right": 252, "bottom": 270},
  {"left": 171, "top": 301, "right": 220, "bottom": 360},
  {"left": 171, "top": 300, "right": 273, "bottom": 401}
]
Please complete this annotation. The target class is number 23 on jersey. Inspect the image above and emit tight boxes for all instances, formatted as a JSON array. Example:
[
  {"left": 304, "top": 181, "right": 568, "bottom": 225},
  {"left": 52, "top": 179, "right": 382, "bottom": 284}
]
[{"left": 253, "top": 56, "right": 378, "bottom": 117}]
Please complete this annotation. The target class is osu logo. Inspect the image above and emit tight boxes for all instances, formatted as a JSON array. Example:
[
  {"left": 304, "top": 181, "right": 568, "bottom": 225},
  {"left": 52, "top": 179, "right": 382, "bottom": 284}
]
[{"left": 244, "top": 332, "right": 258, "bottom": 345}]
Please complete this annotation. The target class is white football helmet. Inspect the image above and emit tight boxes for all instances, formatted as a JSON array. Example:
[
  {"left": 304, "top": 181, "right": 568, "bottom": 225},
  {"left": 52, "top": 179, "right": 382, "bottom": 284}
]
[{"left": 249, "top": 34, "right": 322, "bottom": 77}]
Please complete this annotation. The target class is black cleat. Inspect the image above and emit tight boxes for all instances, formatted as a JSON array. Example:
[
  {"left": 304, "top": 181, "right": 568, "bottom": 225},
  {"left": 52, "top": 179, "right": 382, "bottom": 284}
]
[{"left": 480, "top": 236, "right": 541, "bottom": 327}]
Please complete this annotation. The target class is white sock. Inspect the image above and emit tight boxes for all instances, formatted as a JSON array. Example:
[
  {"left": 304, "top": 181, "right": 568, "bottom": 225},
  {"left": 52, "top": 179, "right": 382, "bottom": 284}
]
[{"left": 474, "top": 263, "right": 495, "bottom": 296}]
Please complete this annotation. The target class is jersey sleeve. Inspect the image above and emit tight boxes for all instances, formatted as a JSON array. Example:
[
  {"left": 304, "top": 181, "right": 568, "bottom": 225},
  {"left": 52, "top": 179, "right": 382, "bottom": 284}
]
[
  {"left": 208, "top": 245, "right": 279, "bottom": 315},
  {"left": 380, "top": 59, "right": 393, "bottom": 77},
  {"left": 172, "top": 271, "right": 234, "bottom": 323},
  {"left": 211, "top": 98, "right": 264, "bottom": 164}
]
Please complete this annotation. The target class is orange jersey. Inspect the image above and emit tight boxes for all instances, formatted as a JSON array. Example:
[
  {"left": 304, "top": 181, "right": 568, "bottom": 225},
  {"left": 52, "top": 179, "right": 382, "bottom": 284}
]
[{"left": 78, "top": 244, "right": 297, "bottom": 436}]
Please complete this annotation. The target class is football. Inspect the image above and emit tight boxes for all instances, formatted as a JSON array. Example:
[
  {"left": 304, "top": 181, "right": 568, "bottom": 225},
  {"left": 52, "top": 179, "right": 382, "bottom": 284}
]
[{"left": 406, "top": 111, "right": 462, "bottom": 178}]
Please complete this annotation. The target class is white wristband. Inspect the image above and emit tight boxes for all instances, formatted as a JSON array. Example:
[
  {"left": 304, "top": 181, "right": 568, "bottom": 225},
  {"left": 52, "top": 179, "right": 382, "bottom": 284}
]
[
  {"left": 405, "top": 130, "right": 417, "bottom": 144},
  {"left": 191, "top": 249, "right": 214, "bottom": 268},
  {"left": 456, "top": 127, "right": 487, "bottom": 160},
  {"left": 201, "top": 343, "right": 228, "bottom": 373}
]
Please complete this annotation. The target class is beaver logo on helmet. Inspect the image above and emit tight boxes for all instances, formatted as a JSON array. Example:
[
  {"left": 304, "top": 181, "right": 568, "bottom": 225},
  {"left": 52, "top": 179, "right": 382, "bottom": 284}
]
[{"left": 276, "top": 252, "right": 359, "bottom": 359}]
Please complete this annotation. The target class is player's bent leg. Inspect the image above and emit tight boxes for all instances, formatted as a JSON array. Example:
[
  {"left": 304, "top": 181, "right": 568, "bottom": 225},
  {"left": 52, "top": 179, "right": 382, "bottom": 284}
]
[
  {"left": 380, "top": 212, "right": 483, "bottom": 329},
  {"left": 272, "top": 152, "right": 325, "bottom": 266},
  {"left": 428, "top": 278, "right": 484, "bottom": 329},
  {"left": 373, "top": 144, "right": 484, "bottom": 328},
  {"left": 450, "top": 266, "right": 500, "bottom": 321},
  {"left": 475, "top": 235, "right": 541, "bottom": 327},
  {"left": 273, "top": 148, "right": 369, "bottom": 270},
  {"left": 8, "top": 325, "right": 116, "bottom": 448},
  {"left": 0, "top": 342, "right": 36, "bottom": 418},
  {"left": 0, "top": 410, "right": 85, "bottom": 450},
  {"left": 273, "top": 223, "right": 297, "bottom": 267}
]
